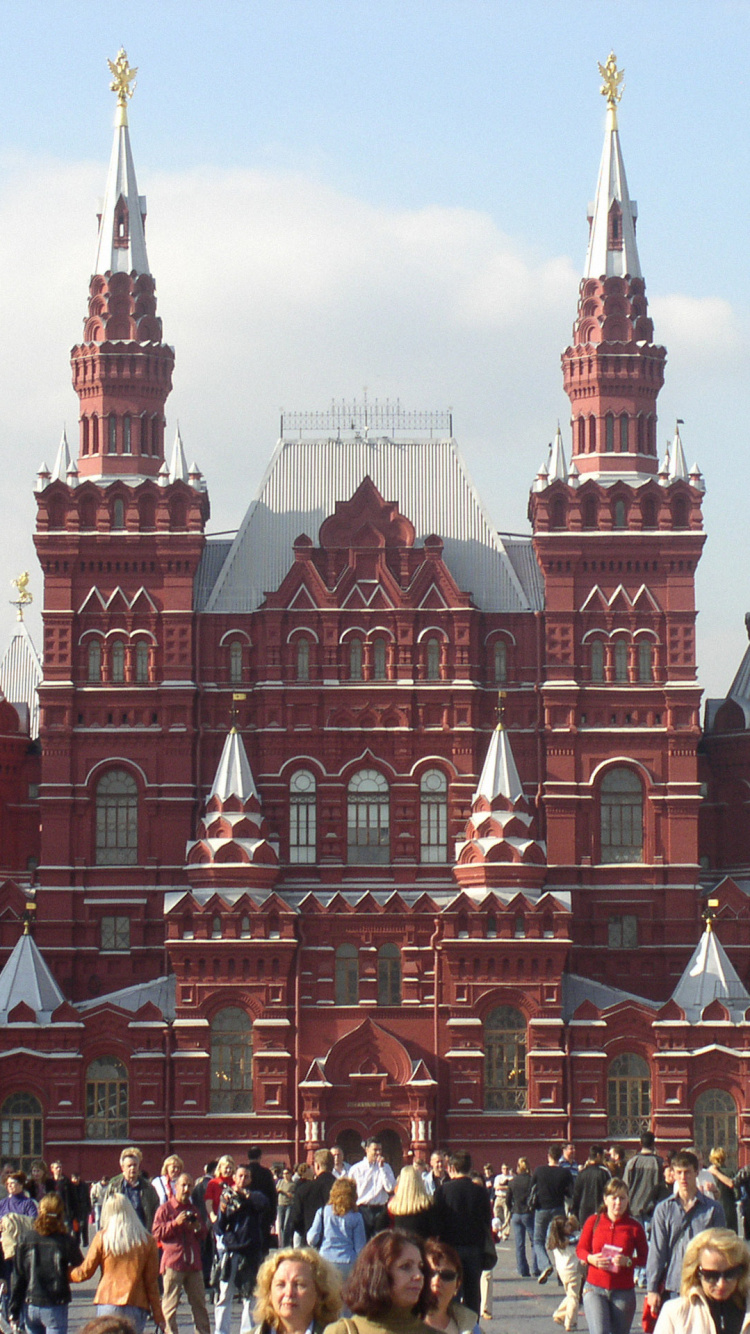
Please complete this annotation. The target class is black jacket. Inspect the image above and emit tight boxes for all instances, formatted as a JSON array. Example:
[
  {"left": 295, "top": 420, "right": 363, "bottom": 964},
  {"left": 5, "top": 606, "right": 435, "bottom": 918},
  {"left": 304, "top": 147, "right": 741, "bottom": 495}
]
[
  {"left": 572, "top": 1165, "right": 610, "bottom": 1223},
  {"left": 290, "top": 1171, "right": 336, "bottom": 1237},
  {"left": 508, "top": 1172, "right": 534, "bottom": 1214},
  {"left": 531, "top": 1164, "right": 573, "bottom": 1212},
  {"left": 10, "top": 1231, "right": 83, "bottom": 1317},
  {"left": 434, "top": 1176, "right": 492, "bottom": 1249}
]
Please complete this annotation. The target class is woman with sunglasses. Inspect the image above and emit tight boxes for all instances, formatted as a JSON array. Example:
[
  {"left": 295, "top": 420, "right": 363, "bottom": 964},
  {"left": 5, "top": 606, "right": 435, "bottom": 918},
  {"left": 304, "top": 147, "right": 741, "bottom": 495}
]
[
  {"left": 576, "top": 1178, "right": 647, "bottom": 1334},
  {"left": 653, "top": 1228, "right": 750, "bottom": 1334},
  {"left": 422, "top": 1241, "right": 480, "bottom": 1334}
]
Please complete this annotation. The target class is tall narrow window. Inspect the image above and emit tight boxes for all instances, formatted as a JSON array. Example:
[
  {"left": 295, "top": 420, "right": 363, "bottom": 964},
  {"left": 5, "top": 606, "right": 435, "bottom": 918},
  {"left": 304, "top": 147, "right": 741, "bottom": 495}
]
[
  {"left": 111, "top": 640, "right": 125, "bottom": 682},
  {"left": 614, "top": 500, "right": 626, "bottom": 529},
  {"left": 638, "top": 642, "right": 653, "bottom": 682},
  {"left": 494, "top": 641, "right": 507, "bottom": 683},
  {"left": 601, "top": 767, "right": 643, "bottom": 863},
  {"left": 81, "top": 416, "right": 90, "bottom": 456},
  {"left": 290, "top": 770, "right": 316, "bottom": 864},
  {"left": 140, "top": 413, "right": 149, "bottom": 454},
  {"left": 335, "top": 944, "right": 359, "bottom": 1005},
  {"left": 619, "top": 414, "right": 629, "bottom": 452},
  {"left": 642, "top": 497, "right": 656, "bottom": 528},
  {"left": 577, "top": 418, "right": 586, "bottom": 452},
  {"left": 614, "top": 640, "right": 628, "bottom": 681},
  {"left": 151, "top": 416, "right": 160, "bottom": 454},
  {"left": 484, "top": 1007, "right": 527, "bottom": 1110},
  {"left": 0, "top": 1093, "right": 43, "bottom": 1173},
  {"left": 135, "top": 641, "right": 149, "bottom": 684},
  {"left": 551, "top": 497, "right": 566, "bottom": 529},
  {"left": 85, "top": 1056, "right": 128, "bottom": 1140},
  {"left": 605, "top": 414, "right": 615, "bottom": 452},
  {"left": 108, "top": 415, "right": 117, "bottom": 454},
  {"left": 349, "top": 639, "right": 363, "bottom": 681},
  {"left": 588, "top": 417, "right": 597, "bottom": 452},
  {"left": 122, "top": 415, "right": 132, "bottom": 454},
  {"left": 591, "top": 640, "right": 604, "bottom": 682},
  {"left": 210, "top": 1008, "right": 253, "bottom": 1112},
  {"left": 88, "top": 639, "right": 102, "bottom": 682},
  {"left": 113, "top": 498, "right": 125, "bottom": 530},
  {"left": 229, "top": 641, "right": 243, "bottom": 683},
  {"left": 92, "top": 414, "right": 99, "bottom": 452},
  {"left": 377, "top": 944, "right": 401, "bottom": 1005},
  {"left": 583, "top": 497, "right": 597, "bottom": 529},
  {"left": 637, "top": 415, "right": 645, "bottom": 452},
  {"left": 96, "top": 769, "right": 138, "bottom": 866},
  {"left": 421, "top": 769, "right": 448, "bottom": 863},
  {"left": 426, "top": 638, "right": 441, "bottom": 680},
  {"left": 373, "top": 638, "right": 387, "bottom": 680},
  {"left": 347, "top": 769, "right": 389, "bottom": 864},
  {"left": 607, "top": 1053, "right": 650, "bottom": 1138},
  {"left": 296, "top": 639, "right": 310, "bottom": 681}
]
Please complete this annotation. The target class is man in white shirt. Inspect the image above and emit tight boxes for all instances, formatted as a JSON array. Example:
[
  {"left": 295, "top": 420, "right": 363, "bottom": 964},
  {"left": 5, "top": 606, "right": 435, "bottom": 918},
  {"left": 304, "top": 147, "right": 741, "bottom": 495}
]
[
  {"left": 331, "top": 1147, "right": 351, "bottom": 1180},
  {"left": 350, "top": 1138, "right": 396, "bottom": 1237}
]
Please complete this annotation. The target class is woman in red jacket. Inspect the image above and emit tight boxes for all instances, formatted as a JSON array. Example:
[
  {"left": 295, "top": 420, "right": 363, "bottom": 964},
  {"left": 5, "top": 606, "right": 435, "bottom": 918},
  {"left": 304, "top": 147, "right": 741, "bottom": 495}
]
[{"left": 576, "top": 1178, "right": 648, "bottom": 1334}]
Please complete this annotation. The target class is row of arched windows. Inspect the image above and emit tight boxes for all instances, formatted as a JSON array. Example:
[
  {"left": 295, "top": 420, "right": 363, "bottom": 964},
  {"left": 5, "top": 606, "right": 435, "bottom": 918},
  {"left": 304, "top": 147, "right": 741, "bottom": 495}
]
[
  {"left": 574, "top": 413, "right": 657, "bottom": 457},
  {"left": 334, "top": 943, "right": 402, "bottom": 1005},
  {"left": 227, "top": 637, "right": 510, "bottom": 684},
  {"left": 48, "top": 492, "right": 185, "bottom": 532},
  {"left": 590, "top": 639, "right": 653, "bottom": 683},
  {"left": 88, "top": 639, "right": 152, "bottom": 684},
  {"left": 551, "top": 493, "right": 688, "bottom": 531},
  {"left": 80, "top": 412, "right": 162, "bottom": 458}
]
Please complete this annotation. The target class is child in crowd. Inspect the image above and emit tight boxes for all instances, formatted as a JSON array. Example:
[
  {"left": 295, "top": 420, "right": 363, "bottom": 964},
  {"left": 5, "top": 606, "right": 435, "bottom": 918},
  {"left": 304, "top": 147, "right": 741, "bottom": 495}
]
[{"left": 547, "top": 1214, "right": 583, "bottom": 1331}]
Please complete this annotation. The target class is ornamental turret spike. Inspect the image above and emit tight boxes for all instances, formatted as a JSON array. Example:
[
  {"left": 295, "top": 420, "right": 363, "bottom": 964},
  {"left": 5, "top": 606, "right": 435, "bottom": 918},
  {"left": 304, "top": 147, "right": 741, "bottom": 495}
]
[{"left": 185, "top": 729, "right": 279, "bottom": 890}]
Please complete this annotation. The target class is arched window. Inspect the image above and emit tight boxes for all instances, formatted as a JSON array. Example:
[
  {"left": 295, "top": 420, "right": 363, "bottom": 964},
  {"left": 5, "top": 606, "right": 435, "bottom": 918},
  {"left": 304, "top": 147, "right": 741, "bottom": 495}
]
[
  {"left": 484, "top": 1007, "right": 527, "bottom": 1111},
  {"left": 152, "top": 415, "right": 160, "bottom": 454},
  {"left": 591, "top": 640, "right": 604, "bottom": 682},
  {"left": 638, "top": 642, "right": 653, "bottom": 682},
  {"left": 111, "top": 640, "right": 125, "bottom": 683},
  {"left": 296, "top": 639, "right": 310, "bottom": 681},
  {"left": 420, "top": 769, "right": 448, "bottom": 863},
  {"left": 673, "top": 497, "right": 688, "bottom": 528},
  {"left": 229, "top": 641, "right": 243, "bottom": 683},
  {"left": 637, "top": 414, "right": 645, "bottom": 452},
  {"left": 347, "top": 769, "right": 389, "bottom": 864},
  {"left": 577, "top": 418, "right": 586, "bottom": 453},
  {"left": 210, "top": 1008, "right": 253, "bottom": 1113},
  {"left": 335, "top": 944, "right": 359, "bottom": 1006},
  {"left": 81, "top": 416, "right": 90, "bottom": 456},
  {"left": 619, "top": 414, "right": 629, "bottom": 452},
  {"left": 378, "top": 944, "right": 401, "bottom": 1005},
  {"left": 85, "top": 1056, "right": 128, "bottom": 1140},
  {"left": 551, "top": 496, "right": 566, "bottom": 529},
  {"left": 607, "top": 1053, "right": 650, "bottom": 1138},
  {"left": 694, "top": 1089, "right": 738, "bottom": 1169},
  {"left": 139, "top": 496, "right": 156, "bottom": 530},
  {"left": 0, "top": 1093, "right": 43, "bottom": 1171},
  {"left": 494, "top": 641, "right": 507, "bottom": 683},
  {"left": 601, "top": 767, "right": 643, "bottom": 864},
  {"left": 122, "top": 416, "right": 132, "bottom": 454},
  {"left": 108, "top": 414, "right": 117, "bottom": 454},
  {"left": 135, "top": 641, "right": 149, "bottom": 684},
  {"left": 211, "top": 915, "right": 222, "bottom": 939},
  {"left": 290, "top": 770, "right": 316, "bottom": 864},
  {"left": 588, "top": 417, "right": 597, "bottom": 452},
  {"left": 96, "top": 769, "right": 138, "bottom": 866},
  {"left": 349, "top": 639, "right": 363, "bottom": 681},
  {"left": 92, "top": 414, "right": 99, "bottom": 453},
  {"left": 113, "top": 498, "right": 125, "bottom": 530},
  {"left": 614, "top": 640, "right": 628, "bottom": 681},
  {"left": 140, "top": 413, "right": 149, "bottom": 455},
  {"left": 88, "top": 639, "right": 102, "bottom": 682},
  {"left": 605, "top": 414, "right": 615, "bottom": 452},
  {"left": 614, "top": 500, "right": 626, "bottom": 529},
  {"left": 373, "top": 638, "right": 387, "bottom": 680},
  {"left": 426, "top": 638, "right": 441, "bottom": 680},
  {"left": 583, "top": 496, "right": 597, "bottom": 529}
]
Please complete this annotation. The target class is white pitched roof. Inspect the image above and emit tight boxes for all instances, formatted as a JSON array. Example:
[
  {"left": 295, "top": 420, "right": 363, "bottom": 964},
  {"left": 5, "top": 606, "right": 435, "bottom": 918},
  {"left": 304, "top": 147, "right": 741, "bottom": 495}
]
[
  {"left": 671, "top": 926, "right": 750, "bottom": 1023},
  {"left": 584, "top": 103, "right": 641, "bottom": 281},
  {"left": 205, "top": 437, "right": 535, "bottom": 614},
  {"left": 0, "top": 619, "right": 42, "bottom": 738},
  {"left": 210, "top": 728, "right": 259, "bottom": 803},
  {"left": 474, "top": 725, "right": 525, "bottom": 805},
  {"left": 93, "top": 103, "right": 150, "bottom": 276},
  {"left": 0, "top": 931, "right": 65, "bottom": 1024}
]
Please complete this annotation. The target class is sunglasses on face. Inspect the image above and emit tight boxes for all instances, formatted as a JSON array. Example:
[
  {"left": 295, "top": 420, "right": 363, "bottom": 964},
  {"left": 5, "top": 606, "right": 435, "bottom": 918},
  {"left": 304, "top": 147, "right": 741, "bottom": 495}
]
[
  {"left": 430, "top": 1269, "right": 458, "bottom": 1283},
  {"left": 698, "top": 1266, "right": 743, "bottom": 1285}
]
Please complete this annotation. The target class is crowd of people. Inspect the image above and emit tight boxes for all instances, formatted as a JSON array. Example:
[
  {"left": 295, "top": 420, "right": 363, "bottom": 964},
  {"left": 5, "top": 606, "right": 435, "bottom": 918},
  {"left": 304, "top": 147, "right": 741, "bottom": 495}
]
[{"left": 1, "top": 1134, "right": 750, "bottom": 1334}]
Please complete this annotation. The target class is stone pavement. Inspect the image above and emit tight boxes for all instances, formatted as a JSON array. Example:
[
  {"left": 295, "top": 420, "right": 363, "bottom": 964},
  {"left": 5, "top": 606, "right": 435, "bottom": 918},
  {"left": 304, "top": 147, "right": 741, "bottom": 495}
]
[{"left": 63, "top": 1234, "right": 649, "bottom": 1334}]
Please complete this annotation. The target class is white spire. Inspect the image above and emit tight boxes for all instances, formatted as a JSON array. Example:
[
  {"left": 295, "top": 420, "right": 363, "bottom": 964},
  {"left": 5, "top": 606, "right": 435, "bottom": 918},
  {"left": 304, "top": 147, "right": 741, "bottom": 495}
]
[
  {"left": 93, "top": 96, "right": 150, "bottom": 277},
  {"left": 210, "top": 729, "right": 259, "bottom": 803},
  {"left": 168, "top": 426, "right": 189, "bottom": 483},
  {"left": 0, "top": 930, "right": 65, "bottom": 1023},
  {"left": 50, "top": 428, "right": 71, "bottom": 483},
  {"left": 668, "top": 422, "right": 689, "bottom": 482},
  {"left": 672, "top": 922, "right": 750, "bottom": 1023},
  {"left": 584, "top": 101, "right": 641, "bottom": 281},
  {"left": 474, "top": 722, "right": 525, "bottom": 805},
  {"left": 547, "top": 424, "right": 567, "bottom": 483}
]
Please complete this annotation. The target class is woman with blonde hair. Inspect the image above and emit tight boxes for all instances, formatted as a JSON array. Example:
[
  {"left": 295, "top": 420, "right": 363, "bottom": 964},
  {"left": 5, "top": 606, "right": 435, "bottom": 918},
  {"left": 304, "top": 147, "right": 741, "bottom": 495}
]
[
  {"left": 9, "top": 1194, "right": 82, "bottom": 1334},
  {"left": 374, "top": 1166, "right": 436, "bottom": 1238},
  {"left": 653, "top": 1227, "right": 750, "bottom": 1333},
  {"left": 252, "top": 1247, "right": 341, "bottom": 1334},
  {"left": 307, "top": 1179, "right": 366, "bottom": 1283},
  {"left": 153, "top": 1155, "right": 186, "bottom": 1206},
  {"left": 70, "top": 1192, "right": 164, "bottom": 1334}
]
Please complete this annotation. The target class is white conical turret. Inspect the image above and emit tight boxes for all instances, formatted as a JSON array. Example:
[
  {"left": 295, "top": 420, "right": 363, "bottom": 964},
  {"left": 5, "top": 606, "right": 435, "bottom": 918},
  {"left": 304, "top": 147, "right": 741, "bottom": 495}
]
[
  {"left": 671, "top": 918, "right": 750, "bottom": 1022},
  {"left": 50, "top": 428, "right": 71, "bottom": 483},
  {"left": 584, "top": 53, "right": 641, "bottom": 281},
  {"left": 168, "top": 426, "right": 189, "bottom": 483},
  {"left": 667, "top": 422, "right": 689, "bottom": 482},
  {"left": 474, "top": 719, "right": 525, "bottom": 806},
  {"left": 93, "top": 49, "right": 150, "bottom": 277},
  {"left": 210, "top": 728, "right": 259, "bottom": 804},
  {"left": 547, "top": 424, "right": 568, "bottom": 484}
]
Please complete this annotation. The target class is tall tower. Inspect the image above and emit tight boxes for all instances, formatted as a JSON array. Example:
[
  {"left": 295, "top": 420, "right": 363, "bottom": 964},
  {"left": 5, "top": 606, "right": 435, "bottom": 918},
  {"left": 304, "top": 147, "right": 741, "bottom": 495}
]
[
  {"left": 33, "top": 53, "right": 209, "bottom": 1000},
  {"left": 528, "top": 55, "right": 706, "bottom": 999}
]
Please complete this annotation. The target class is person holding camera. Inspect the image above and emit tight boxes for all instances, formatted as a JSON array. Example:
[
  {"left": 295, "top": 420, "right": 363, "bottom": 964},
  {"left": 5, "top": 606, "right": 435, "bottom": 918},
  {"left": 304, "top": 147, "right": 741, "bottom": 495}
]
[
  {"left": 153, "top": 1172, "right": 211, "bottom": 1334},
  {"left": 214, "top": 1165, "right": 270, "bottom": 1334}
]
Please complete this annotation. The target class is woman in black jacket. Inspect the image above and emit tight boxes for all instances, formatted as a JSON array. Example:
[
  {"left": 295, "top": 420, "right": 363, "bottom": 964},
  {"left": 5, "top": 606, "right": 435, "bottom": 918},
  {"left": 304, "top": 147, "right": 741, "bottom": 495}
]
[
  {"left": 9, "top": 1194, "right": 82, "bottom": 1334},
  {"left": 507, "top": 1158, "right": 538, "bottom": 1279}
]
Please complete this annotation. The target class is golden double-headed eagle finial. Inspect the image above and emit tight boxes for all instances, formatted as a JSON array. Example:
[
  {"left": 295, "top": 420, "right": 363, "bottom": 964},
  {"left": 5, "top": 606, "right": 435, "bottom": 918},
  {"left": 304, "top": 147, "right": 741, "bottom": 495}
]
[
  {"left": 108, "top": 48, "right": 137, "bottom": 109},
  {"left": 598, "top": 51, "right": 624, "bottom": 112},
  {"left": 10, "top": 572, "right": 32, "bottom": 621}
]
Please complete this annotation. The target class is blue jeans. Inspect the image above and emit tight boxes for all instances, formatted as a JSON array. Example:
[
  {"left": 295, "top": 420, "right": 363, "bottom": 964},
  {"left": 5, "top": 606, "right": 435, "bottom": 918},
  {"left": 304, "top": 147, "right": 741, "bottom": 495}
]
[
  {"left": 25, "top": 1307, "right": 69, "bottom": 1334},
  {"left": 533, "top": 1207, "right": 557, "bottom": 1272},
  {"left": 511, "top": 1212, "right": 537, "bottom": 1277},
  {"left": 97, "top": 1305, "right": 147, "bottom": 1334},
  {"left": 582, "top": 1285, "right": 636, "bottom": 1334}
]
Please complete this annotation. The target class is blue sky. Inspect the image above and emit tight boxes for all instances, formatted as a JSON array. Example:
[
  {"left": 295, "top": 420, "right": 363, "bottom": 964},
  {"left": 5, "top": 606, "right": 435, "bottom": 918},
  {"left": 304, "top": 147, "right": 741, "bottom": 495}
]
[{"left": 0, "top": 1, "right": 749, "bottom": 697}]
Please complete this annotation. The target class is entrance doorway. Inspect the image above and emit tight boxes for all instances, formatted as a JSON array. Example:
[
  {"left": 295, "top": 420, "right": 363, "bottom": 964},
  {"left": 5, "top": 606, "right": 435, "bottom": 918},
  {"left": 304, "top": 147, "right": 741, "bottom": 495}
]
[
  {"left": 694, "top": 1089, "right": 739, "bottom": 1169},
  {"left": 336, "top": 1128, "right": 365, "bottom": 1166},
  {"left": 377, "top": 1128, "right": 404, "bottom": 1174}
]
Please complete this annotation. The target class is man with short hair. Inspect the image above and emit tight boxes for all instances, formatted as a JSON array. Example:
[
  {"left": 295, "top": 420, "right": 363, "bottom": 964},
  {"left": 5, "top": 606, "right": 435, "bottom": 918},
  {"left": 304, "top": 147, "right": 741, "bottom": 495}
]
[
  {"left": 50, "top": 1161, "right": 76, "bottom": 1232},
  {"left": 246, "top": 1146, "right": 276, "bottom": 1258},
  {"left": 433, "top": 1151, "right": 492, "bottom": 1317},
  {"left": 213, "top": 1164, "right": 270, "bottom": 1334},
  {"left": 423, "top": 1150, "right": 446, "bottom": 1197},
  {"left": 153, "top": 1172, "right": 211, "bottom": 1334},
  {"left": 531, "top": 1144, "right": 574, "bottom": 1283},
  {"left": 288, "top": 1149, "right": 335, "bottom": 1239},
  {"left": 572, "top": 1145, "right": 610, "bottom": 1225},
  {"left": 106, "top": 1146, "right": 160, "bottom": 1230},
  {"left": 331, "top": 1147, "right": 350, "bottom": 1179},
  {"left": 623, "top": 1131, "right": 664, "bottom": 1286},
  {"left": 349, "top": 1138, "right": 396, "bottom": 1238},
  {"left": 559, "top": 1143, "right": 579, "bottom": 1177},
  {"left": 646, "top": 1149, "right": 725, "bottom": 1312}
]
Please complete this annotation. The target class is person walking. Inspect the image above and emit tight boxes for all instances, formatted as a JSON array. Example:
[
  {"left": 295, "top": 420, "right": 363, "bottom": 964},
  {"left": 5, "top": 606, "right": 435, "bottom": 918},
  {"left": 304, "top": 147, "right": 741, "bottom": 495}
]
[
  {"left": 70, "top": 1193, "right": 164, "bottom": 1334},
  {"left": 277, "top": 1170, "right": 295, "bottom": 1249},
  {"left": 531, "top": 1145, "right": 574, "bottom": 1283},
  {"left": 349, "top": 1141, "right": 396, "bottom": 1241},
  {"left": 91, "top": 1177, "right": 109, "bottom": 1232},
  {"left": 49, "top": 1165, "right": 75, "bottom": 1235},
  {"left": 153, "top": 1156, "right": 185, "bottom": 1208},
  {"left": 576, "top": 1179, "right": 647, "bottom": 1334},
  {"left": 652, "top": 1226, "right": 750, "bottom": 1334},
  {"left": 508, "top": 1157, "right": 538, "bottom": 1279},
  {"left": 433, "top": 1152, "right": 492, "bottom": 1318},
  {"left": 290, "top": 1153, "right": 336, "bottom": 1245},
  {"left": 573, "top": 1147, "right": 611, "bottom": 1227},
  {"left": 153, "top": 1171, "right": 211, "bottom": 1334},
  {"left": 105, "top": 1148, "right": 160, "bottom": 1231},
  {"left": 307, "top": 1178, "right": 366, "bottom": 1286},
  {"left": 622, "top": 1132, "right": 663, "bottom": 1286},
  {"left": 547, "top": 1214, "right": 584, "bottom": 1332},
  {"left": 646, "top": 1150, "right": 726, "bottom": 1315},
  {"left": 423, "top": 1154, "right": 446, "bottom": 1199},
  {"left": 707, "top": 1149, "right": 738, "bottom": 1233},
  {"left": 373, "top": 1167, "right": 436, "bottom": 1239},
  {"left": 9, "top": 1194, "right": 82, "bottom": 1334},
  {"left": 213, "top": 1163, "right": 270, "bottom": 1334},
  {"left": 247, "top": 1149, "right": 278, "bottom": 1260},
  {"left": 0, "top": 1173, "right": 38, "bottom": 1221}
]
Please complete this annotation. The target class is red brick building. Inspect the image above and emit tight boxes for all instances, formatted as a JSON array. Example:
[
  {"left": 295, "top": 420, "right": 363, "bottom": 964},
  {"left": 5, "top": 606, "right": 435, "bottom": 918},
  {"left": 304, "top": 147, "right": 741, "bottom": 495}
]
[{"left": 1, "top": 54, "right": 749, "bottom": 1179}]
